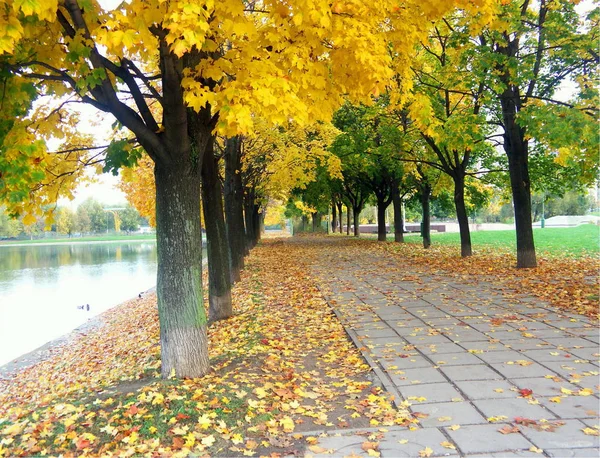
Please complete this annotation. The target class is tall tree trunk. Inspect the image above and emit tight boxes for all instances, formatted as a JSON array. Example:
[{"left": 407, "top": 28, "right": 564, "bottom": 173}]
[
  {"left": 155, "top": 162, "right": 209, "bottom": 378},
  {"left": 376, "top": 198, "right": 387, "bottom": 242},
  {"left": 421, "top": 183, "right": 431, "bottom": 249},
  {"left": 312, "top": 212, "right": 322, "bottom": 232},
  {"left": 501, "top": 90, "right": 537, "bottom": 268},
  {"left": 392, "top": 182, "right": 404, "bottom": 243},
  {"left": 497, "top": 34, "right": 537, "bottom": 268},
  {"left": 224, "top": 137, "right": 246, "bottom": 282},
  {"left": 346, "top": 206, "right": 351, "bottom": 235},
  {"left": 201, "top": 139, "right": 233, "bottom": 322},
  {"left": 252, "top": 204, "right": 261, "bottom": 244},
  {"left": 337, "top": 202, "right": 343, "bottom": 232},
  {"left": 331, "top": 203, "right": 337, "bottom": 233},
  {"left": 244, "top": 195, "right": 256, "bottom": 250},
  {"left": 453, "top": 174, "right": 472, "bottom": 257},
  {"left": 353, "top": 206, "right": 360, "bottom": 237}
]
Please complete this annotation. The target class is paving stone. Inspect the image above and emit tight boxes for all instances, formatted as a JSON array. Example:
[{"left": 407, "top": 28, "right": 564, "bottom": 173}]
[
  {"left": 503, "top": 339, "right": 555, "bottom": 351},
  {"left": 455, "top": 379, "right": 518, "bottom": 400},
  {"left": 404, "top": 334, "right": 455, "bottom": 345},
  {"left": 510, "top": 376, "right": 577, "bottom": 397},
  {"left": 545, "top": 448, "right": 600, "bottom": 457},
  {"left": 410, "top": 400, "right": 485, "bottom": 427},
  {"left": 399, "top": 382, "right": 464, "bottom": 404},
  {"left": 457, "top": 341, "right": 506, "bottom": 352},
  {"left": 568, "top": 347, "right": 600, "bottom": 363},
  {"left": 358, "top": 328, "right": 399, "bottom": 339},
  {"left": 473, "top": 398, "right": 557, "bottom": 420},
  {"left": 444, "top": 423, "right": 534, "bottom": 454},
  {"left": 419, "top": 342, "right": 472, "bottom": 355},
  {"left": 490, "top": 361, "right": 558, "bottom": 379},
  {"left": 378, "top": 427, "right": 459, "bottom": 457},
  {"left": 306, "top": 433, "right": 368, "bottom": 457},
  {"left": 476, "top": 350, "right": 532, "bottom": 364},
  {"left": 389, "top": 367, "right": 447, "bottom": 386},
  {"left": 433, "top": 352, "right": 483, "bottom": 366},
  {"left": 465, "top": 451, "right": 542, "bottom": 457},
  {"left": 520, "top": 419, "right": 599, "bottom": 450},
  {"left": 539, "top": 395, "right": 600, "bottom": 419},
  {"left": 521, "top": 348, "right": 582, "bottom": 362},
  {"left": 378, "top": 354, "right": 432, "bottom": 370},
  {"left": 439, "top": 364, "right": 503, "bottom": 381},
  {"left": 544, "top": 337, "right": 599, "bottom": 349},
  {"left": 538, "top": 361, "right": 600, "bottom": 378}
]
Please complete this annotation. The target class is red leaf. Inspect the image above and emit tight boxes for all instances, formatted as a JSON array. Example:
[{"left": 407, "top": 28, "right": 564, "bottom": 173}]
[
  {"left": 519, "top": 388, "right": 533, "bottom": 398},
  {"left": 176, "top": 413, "right": 190, "bottom": 420},
  {"left": 76, "top": 438, "right": 91, "bottom": 450},
  {"left": 515, "top": 417, "right": 537, "bottom": 426}
]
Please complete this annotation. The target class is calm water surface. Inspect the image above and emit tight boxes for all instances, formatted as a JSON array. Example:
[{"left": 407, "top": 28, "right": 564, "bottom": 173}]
[{"left": 0, "top": 241, "right": 158, "bottom": 366}]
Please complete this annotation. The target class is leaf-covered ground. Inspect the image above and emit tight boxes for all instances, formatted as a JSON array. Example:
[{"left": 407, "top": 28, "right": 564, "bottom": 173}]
[
  {"left": 0, "top": 239, "right": 410, "bottom": 457},
  {"left": 374, "top": 239, "right": 600, "bottom": 320}
]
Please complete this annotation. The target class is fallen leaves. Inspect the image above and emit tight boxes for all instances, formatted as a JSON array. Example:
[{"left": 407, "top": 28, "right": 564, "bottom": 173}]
[
  {"left": 498, "top": 425, "right": 520, "bottom": 434},
  {"left": 418, "top": 446, "right": 434, "bottom": 457},
  {"left": 0, "top": 239, "right": 411, "bottom": 456}
]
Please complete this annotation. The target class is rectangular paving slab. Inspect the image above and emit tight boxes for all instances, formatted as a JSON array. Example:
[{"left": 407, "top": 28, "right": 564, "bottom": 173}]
[{"left": 444, "top": 423, "right": 535, "bottom": 454}]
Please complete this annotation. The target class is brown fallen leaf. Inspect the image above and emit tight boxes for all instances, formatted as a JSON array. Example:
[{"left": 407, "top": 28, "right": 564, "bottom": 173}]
[{"left": 498, "top": 425, "right": 520, "bottom": 434}]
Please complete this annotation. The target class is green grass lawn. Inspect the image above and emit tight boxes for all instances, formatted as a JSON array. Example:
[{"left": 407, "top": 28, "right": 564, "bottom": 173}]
[
  {"left": 370, "top": 224, "right": 599, "bottom": 257},
  {"left": 0, "top": 233, "right": 157, "bottom": 245}
]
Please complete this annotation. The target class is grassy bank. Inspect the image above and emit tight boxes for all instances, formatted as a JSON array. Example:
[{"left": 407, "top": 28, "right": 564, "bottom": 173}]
[
  {"left": 0, "top": 233, "right": 156, "bottom": 245},
  {"left": 363, "top": 224, "right": 599, "bottom": 257}
]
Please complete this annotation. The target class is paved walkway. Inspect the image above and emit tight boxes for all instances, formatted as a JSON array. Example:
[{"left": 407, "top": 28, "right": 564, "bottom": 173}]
[{"left": 306, "top": 239, "right": 599, "bottom": 457}]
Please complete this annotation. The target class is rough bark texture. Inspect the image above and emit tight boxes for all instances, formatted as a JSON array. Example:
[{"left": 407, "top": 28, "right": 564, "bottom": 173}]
[
  {"left": 312, "top": 212, "right": 322, "bottom": 232},
  {"left": 392, "top": 182, "right": 404, "bottom": 243},
  {"left": 353, "top": 207, "right": 360, "bottom": 237},
  {"left": 346, "top": 207, "right": 351, "bottom": 235},
  {"left": 224, "top": 137, "right": 246, "bottom": 282},
  {"left": 155, "top": 163, "right": 209, "bottom": 378},
  {"left": 453, "top": 174, "right": 472, "bottom": 257},
  {"left": 201, "top": 140, "right": 233, "bottom": 322},
  {"left": 498, "top": 34, "right": 537, "bottom": 268},
  {"left": 244, "top": 198, "right": 256, "bottom": 249},
  {"left": 421, "top": 183, "right": 431, "bottom": 249},
  {"left": 376, "top": 199, "right": 387, "bottom": 242},
  {"left": 331, "top": 204, "right": 337, "bottom": 233}
]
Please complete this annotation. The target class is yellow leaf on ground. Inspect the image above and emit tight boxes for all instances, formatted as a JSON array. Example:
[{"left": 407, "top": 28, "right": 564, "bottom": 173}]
[
  {"left": 440, "top": 441, "right": 456, "bottom": 449},
  {"left": 418, "top": 446, "right": 433, "bottom": 457}
]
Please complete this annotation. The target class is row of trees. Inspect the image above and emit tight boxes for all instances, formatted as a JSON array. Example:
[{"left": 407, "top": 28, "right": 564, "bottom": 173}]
[
  {"left": 288, "top": 2, "right": 598, "bottom": 264},
  {"left": 0, "top": 1, "right": 596, "bottom": 378}
]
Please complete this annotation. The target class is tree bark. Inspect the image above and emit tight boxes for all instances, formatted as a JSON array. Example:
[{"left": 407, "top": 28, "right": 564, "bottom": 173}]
[
  {"left": 155, "top": 162, "right": 209, "bottom": 378},
  {"left": 353, "top": 206, "right": 360, "bottom": 237},
  {"left": 453, "top": 174, "right": 472, "bottom": 257},
  {"left": 201, "top": 139, "right": 233, "bottom": 322},
  {"left": 337, "top": 202, "right": 343, "bottom": 232},
  {"left": 498, "top": 36, "right": 537, "bottom": 268},
  {"left": 376, "top": 198, "right": 387, "bottom": 241},
  {"left": 331, "top": 203, "right": 337, "bottom": 233},
  {"left": 392, "top": 182, "right": 404, "bottom": 243},
  {"left": 346, "top": 206, "right": 351, "bottom": 235},
  {"left": 252, "top": 204, "right": 261, "bottom": 245},
  {"left": 224, "top": 137, "right": 246, "bottom": 282},
  {"left": 244, "top": 194, "right": 256, "bottom": 250},
  {"left": 507, "top": 145, "right": 537, "bottom": 267},
  {"left": 312, "top": 212, "right": 322, "bottom": 232},
  {"left": 421, "top": 183, "right": 431, "bottom": 249}
]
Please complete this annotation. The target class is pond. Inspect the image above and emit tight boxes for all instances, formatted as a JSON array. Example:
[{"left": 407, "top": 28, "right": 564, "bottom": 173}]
[{"left": 0, "top": 241, "right": 158, "bottom": 366}]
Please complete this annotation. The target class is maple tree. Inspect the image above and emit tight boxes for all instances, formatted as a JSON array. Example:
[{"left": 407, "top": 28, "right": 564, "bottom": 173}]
[
  {"left": 472, "top": 0, "right": 599, "bottom": 267},
  {"left": 0, "top": 0, "right": 498, "bottom": 378},
  {"left": 406, "top": 16, "right": 498, "bottom": 257}
]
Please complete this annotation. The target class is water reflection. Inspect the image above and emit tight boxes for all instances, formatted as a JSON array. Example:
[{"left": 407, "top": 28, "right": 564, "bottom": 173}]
[{"left": 0, "top": 242, "right": 158, "bottom": 366}]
